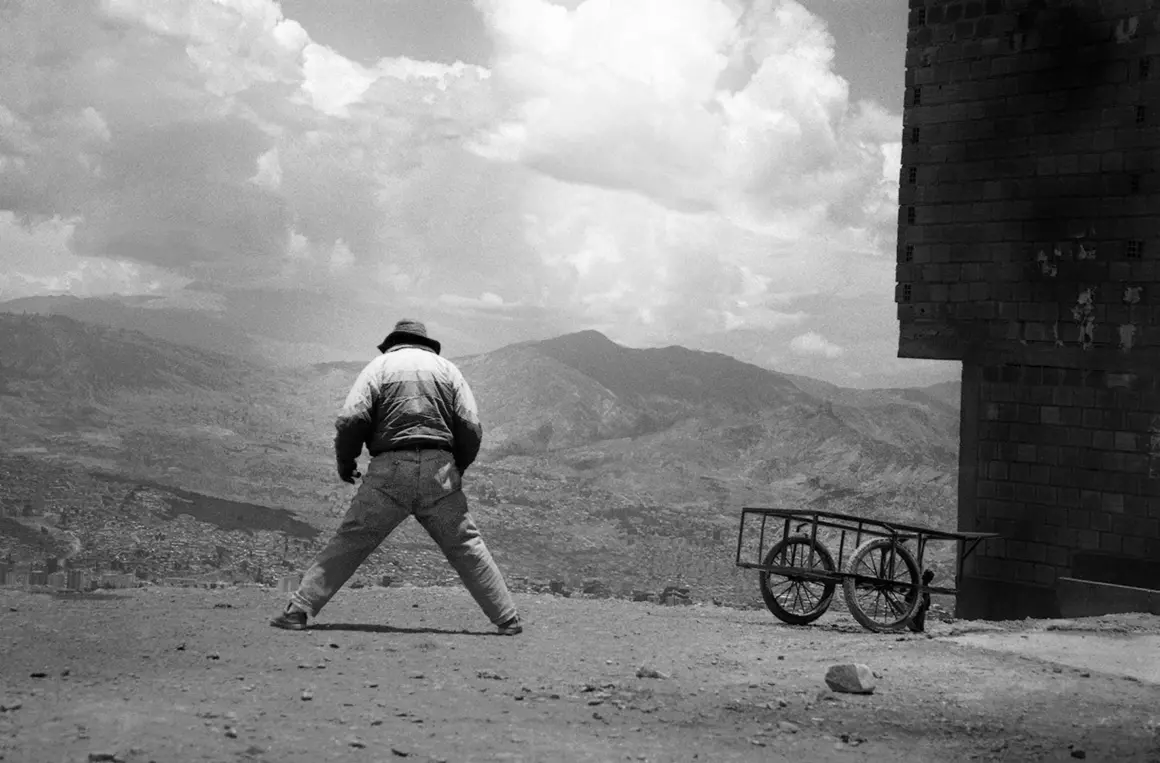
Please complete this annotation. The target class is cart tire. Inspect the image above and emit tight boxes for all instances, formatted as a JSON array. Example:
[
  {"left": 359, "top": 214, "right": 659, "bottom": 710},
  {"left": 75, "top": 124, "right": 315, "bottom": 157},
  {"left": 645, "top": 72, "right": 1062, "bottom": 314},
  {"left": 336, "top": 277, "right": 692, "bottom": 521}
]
[
  {"left": 758, "top": 535, "right": 836, "bottom": 625},
  {"left": 842, "top": 538, "right": 921, "bottom": 633}
]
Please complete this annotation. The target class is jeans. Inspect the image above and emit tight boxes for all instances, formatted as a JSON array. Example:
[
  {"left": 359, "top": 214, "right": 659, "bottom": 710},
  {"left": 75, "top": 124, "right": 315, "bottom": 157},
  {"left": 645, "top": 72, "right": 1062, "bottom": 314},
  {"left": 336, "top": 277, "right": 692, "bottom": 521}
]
[{"left": 289, "top": 449, "right": 518, "bottom": 626}]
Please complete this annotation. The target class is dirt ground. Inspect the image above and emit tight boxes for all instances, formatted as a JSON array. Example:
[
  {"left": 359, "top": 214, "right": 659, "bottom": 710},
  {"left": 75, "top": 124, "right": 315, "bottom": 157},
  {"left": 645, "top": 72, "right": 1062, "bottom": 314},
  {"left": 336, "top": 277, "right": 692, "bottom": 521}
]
[{"left": 1, "top": 585, "right": 1159, "bottom": 763}]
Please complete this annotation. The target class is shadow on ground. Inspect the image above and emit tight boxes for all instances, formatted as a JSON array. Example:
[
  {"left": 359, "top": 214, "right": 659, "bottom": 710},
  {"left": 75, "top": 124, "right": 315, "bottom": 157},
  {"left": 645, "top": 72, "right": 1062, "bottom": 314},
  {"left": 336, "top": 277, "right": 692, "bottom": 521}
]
[{"left": 309, "top": 622, "right": 494, "bottom": 636}]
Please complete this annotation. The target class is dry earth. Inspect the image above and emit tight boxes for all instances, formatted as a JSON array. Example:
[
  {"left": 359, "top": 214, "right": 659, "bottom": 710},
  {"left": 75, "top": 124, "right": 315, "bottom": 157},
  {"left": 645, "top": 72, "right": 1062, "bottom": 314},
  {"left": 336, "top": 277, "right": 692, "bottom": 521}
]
[{"left": 2, "top": 585, "right": 1159, "bottom": 763}]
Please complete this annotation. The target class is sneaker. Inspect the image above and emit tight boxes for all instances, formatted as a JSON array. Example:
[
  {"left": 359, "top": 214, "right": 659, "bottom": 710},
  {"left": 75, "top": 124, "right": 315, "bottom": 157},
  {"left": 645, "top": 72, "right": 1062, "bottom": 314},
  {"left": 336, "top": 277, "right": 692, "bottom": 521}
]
[
  {"left": 270, "top": 605, "right": 308, "bottom": 631},
  {"left": 496, "top": 616, "right": 523, "bottom": 636}
]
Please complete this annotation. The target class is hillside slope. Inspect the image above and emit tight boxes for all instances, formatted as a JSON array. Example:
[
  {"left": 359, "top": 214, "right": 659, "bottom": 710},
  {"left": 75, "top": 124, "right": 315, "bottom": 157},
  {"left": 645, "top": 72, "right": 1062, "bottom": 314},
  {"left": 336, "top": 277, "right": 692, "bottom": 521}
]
[{"left": 0, "top": 316, "right": 960, "bottom": 601}]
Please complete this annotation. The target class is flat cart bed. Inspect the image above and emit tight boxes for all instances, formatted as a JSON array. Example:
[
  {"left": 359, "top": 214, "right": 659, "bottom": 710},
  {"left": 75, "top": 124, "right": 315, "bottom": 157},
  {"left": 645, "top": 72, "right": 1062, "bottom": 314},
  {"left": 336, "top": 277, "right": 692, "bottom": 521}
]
[{"left": 735, "top": 507, "right": 999, "bottom": 632}]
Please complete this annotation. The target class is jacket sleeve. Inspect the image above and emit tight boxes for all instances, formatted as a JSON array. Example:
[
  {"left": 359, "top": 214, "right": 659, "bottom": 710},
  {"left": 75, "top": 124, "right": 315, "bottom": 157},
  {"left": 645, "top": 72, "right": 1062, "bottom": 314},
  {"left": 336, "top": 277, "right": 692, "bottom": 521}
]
[
  {"left": 334, "top": 360, "right": 378, "bottom": 467},
  {"left": 448, "top": 366, "right": 483, "bottom": 472}
]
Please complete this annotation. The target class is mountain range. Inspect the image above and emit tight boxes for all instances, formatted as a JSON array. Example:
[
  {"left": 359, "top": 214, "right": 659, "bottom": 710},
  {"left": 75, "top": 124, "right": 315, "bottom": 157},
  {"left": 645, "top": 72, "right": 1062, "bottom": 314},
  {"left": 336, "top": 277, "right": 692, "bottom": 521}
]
[
  {"left": 0, "top": 311, "right": 962, "bottom": 603},
  {"left": 0, "top": 293, "right": 962, "bottom": 388}
]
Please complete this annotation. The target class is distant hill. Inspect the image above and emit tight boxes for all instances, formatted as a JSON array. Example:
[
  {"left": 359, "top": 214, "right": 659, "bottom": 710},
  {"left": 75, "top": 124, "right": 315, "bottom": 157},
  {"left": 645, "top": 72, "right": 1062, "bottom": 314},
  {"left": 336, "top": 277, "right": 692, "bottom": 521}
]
[
  {"left": 0, "top": 312, "right": 247, "bottom": 397},
  {"left": 0, "top": 315, "right": 962, "bottom": 603},
  {"left": 0, "top": 294, "right": 260, "bottom": 359}
]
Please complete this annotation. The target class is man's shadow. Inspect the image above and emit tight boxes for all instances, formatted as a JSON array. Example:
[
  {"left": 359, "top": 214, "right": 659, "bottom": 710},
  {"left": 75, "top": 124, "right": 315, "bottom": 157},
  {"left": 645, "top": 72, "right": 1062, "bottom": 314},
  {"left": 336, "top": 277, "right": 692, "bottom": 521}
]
[{"left": 309, "top": 623, "right": 495, "bottom": 636}]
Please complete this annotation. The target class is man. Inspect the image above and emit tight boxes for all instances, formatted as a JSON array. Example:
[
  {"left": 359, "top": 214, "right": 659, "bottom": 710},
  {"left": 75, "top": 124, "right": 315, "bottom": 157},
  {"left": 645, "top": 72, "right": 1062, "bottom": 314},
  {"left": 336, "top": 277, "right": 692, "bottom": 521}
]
[{"left": 270, "top": 319, "right": 522, "bottom": 635}]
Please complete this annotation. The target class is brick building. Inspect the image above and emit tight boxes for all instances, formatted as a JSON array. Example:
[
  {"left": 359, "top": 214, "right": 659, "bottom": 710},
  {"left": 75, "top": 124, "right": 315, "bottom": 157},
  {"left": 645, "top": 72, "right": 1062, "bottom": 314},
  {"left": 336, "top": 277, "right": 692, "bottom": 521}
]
[{"left": 899, "top": 0, "right": 1160, "bottom": 618}]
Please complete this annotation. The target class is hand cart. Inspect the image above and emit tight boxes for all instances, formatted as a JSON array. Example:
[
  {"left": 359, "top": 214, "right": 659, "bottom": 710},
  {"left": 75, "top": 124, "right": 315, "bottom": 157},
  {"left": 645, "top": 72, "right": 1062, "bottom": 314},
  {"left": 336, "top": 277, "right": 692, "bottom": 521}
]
[{"left": 734, "top": 507, "right": 999, "bottom": 632}]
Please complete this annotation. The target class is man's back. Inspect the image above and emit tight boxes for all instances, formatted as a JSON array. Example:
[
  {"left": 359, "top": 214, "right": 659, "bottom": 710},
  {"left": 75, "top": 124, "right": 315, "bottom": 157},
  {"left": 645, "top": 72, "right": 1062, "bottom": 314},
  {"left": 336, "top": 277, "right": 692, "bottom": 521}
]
[{"left": 333, "top": 345, "right": 483, "bottom": 472}]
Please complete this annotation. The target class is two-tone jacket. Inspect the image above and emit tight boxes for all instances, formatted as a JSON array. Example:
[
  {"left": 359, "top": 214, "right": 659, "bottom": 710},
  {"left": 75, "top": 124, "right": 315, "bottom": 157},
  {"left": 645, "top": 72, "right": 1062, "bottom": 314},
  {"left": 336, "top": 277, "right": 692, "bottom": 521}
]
[{"left": 333, "top": 344, "right": 483, "bottom": 472}]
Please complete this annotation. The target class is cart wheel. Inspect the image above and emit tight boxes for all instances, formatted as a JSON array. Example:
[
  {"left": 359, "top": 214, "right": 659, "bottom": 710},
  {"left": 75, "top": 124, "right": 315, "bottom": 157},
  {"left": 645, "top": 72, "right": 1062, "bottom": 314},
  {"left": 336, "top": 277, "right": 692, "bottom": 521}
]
[
  {"left": 758, "top": 535, "right": 836, "bottom": 625},
  {"left": 842, "top": 538, "right": 921, "bottom": 633}
]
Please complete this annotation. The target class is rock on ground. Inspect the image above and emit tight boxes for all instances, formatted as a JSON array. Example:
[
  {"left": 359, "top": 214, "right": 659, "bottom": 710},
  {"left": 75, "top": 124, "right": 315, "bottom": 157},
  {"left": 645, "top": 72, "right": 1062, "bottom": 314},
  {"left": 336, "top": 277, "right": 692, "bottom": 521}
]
[{"left": 824, "top": 663, "right": 876, "bottom": 694}]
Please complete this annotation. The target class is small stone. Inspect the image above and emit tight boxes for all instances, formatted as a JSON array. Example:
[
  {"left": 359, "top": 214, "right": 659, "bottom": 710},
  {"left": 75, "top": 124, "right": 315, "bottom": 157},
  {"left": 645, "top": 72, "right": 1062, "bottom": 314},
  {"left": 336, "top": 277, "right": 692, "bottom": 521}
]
[
  {"left": 87, "top": 753, "right": 121, "bottom": 762},
  {"left": 749, "top": 738, "right": 767, "bottom": 747},
  {"left": 301, "top": 691, "right": 313, "bottom": 701},
  {"left": 348, "top": 738, "right": 366, "bottom": 749},
  {"left": 1052, "top": 666, "right": 1063, "bottom": 674},
  {"left": 391, "top": 747, "right": 410, "bottom": 757},
  {"left": 224, "top": 727, "right": 238, "bottom": 739},
  {"left": 1070, "top": 751, "right": 1086, "bottom": 759},
  {"left": 477, "top": 669, "right": 504, "bottom": 680},
  {"left": 364, "top": 682, "right": 379, "bottom": 688},
  {"left": 30, "top": 672, "right": 47, "bottom": 678},
  {"left": 824, "top": 664, "right": 876, "bottom": 695},
  {"left": 206, "top": 653, "right": 220, "bottom": 661},
  {"left": 0, "top": 702, "right": 22, "bottom": 712},
  {"left": 176, "top": 643, "right": 186, "bottom": 651},
  {"left": 635, "top": 666, "right": 668, "bottom": 679},
  {"left": 778, "top": 721, "right": 800, "bottom": 734}
]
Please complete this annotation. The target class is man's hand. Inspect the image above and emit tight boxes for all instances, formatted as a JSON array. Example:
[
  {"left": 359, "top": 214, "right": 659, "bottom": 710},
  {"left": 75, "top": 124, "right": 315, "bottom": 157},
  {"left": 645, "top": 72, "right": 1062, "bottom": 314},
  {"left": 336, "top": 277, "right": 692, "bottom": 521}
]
[{"left": 338, "top": 461, "right": 362, "bottom": 484}]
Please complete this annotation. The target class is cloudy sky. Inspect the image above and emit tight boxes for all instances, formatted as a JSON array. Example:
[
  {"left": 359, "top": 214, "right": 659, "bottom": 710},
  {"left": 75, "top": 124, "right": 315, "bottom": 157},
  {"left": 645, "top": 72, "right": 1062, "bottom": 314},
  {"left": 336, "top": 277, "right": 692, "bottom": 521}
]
[{"left": 0, "top": 0, "right": 958, "bottom": 387}]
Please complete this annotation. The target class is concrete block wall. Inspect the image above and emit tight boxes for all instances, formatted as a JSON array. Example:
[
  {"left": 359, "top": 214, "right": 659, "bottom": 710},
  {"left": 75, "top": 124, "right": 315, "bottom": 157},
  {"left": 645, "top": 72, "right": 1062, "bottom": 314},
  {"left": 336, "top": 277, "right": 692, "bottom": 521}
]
[
  {"left": 898, "top": 0, "right": 1160, "bottom": 366},
  {"left": 899, "top": 0, "right": 1160, "bottom": 618},
  {"left": 958, "top": 362, "right": 1160, "bottom": 617}
]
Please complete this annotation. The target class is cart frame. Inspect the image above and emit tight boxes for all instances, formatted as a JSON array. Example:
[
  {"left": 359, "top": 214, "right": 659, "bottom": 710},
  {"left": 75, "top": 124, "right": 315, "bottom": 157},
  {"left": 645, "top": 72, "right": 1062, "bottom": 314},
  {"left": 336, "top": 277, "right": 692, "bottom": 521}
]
[{"left": 734, "top": 506, "right": 999, "bottom": 631}]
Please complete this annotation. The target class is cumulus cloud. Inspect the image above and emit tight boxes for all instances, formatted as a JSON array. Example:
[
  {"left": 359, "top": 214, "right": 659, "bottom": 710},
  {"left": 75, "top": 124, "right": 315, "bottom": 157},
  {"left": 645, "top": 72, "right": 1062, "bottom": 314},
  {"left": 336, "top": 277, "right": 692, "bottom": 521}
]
[
  {"left": 0, "top": 213, "right": 187, "bottom": 299},
  {"left": 473, "top": 0, "right": 897, "bottom": 235},
  {"left": 0, "top": 0, "right": 911, "bottom": 380},
  {"left": 790, "top": 331, "right": 844, "bottom": 358}
]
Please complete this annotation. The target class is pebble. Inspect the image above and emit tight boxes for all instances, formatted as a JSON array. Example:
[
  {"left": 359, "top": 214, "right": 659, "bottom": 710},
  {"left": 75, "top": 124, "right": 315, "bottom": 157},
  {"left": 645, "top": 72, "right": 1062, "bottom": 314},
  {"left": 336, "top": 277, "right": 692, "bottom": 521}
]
[
  {"left": 391, "top": 747, "right": 411, "bottom": 757},
  {"left": 778, "top": 721, "right": 800, "bottom": 734},
  {"left": 87, "top": 753, "right": 121, "bottom": 763},
  {"left": 1070, "top": 751, "right": 1086, "bottom": 759},
  {"left": 301, "top": 691, "right": 313, "bottom": 701}
]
